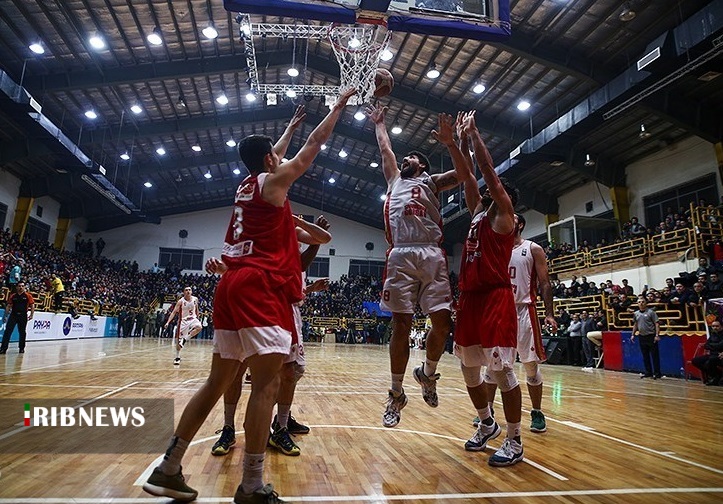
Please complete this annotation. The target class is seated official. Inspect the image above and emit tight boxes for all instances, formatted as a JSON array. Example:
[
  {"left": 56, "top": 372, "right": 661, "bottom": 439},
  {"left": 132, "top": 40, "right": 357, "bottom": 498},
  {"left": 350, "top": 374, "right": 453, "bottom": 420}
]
[{"left": 691, "top": 320, "right": 723, "bottom": 385}]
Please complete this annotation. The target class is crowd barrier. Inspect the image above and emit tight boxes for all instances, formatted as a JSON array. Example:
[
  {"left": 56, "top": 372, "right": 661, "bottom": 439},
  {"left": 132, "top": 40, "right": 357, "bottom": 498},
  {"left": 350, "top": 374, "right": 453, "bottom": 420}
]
[{"left": 0, "top": 309, "right": 119, "bottom": 342}]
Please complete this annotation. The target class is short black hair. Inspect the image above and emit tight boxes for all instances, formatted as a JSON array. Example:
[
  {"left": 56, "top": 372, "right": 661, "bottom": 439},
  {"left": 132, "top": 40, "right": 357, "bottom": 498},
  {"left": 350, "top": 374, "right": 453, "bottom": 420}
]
[
  {"left": 499, "top": 177, "right": 519, "bottom": 207},
  {"left": 407, "top": 150, "right": 431, "bottom": 172},
  {"left": 238, "top": 135, "right": 274, "bottom": 175},
  {"left": 516, "top": 213, "right": 526, "bottom": 232}
]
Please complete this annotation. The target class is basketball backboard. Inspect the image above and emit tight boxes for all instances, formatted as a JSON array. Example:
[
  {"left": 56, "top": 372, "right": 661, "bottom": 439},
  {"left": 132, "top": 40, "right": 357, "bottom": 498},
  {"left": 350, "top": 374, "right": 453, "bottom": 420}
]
[{"left": 223, "top": 0, "right": 511, "bottom": 41}]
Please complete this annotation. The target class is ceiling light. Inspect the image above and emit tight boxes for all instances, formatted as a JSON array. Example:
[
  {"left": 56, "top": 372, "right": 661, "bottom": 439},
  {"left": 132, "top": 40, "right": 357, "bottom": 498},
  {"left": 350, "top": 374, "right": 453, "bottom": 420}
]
[
  {"left": 130, "top": 104, "right": 143, "bottom": 114},
  {"left": 216, "top": 94, "right": 229, "bottom": 105},
  {"left": 286, "top": 89, "right": 297, "bottom": 98},
  {"left": 202, "top": 24, "right": 219, "bottom": 40},
  {"left": 473, "top": 82, "right": 486, "bottom": 94},
  {"left": 204, "top": 172, "right": 212, "bottom": 179},
  {"left": 191, "top": 145, "right": 202, "bottom": 152},
  {"left": 29, "top": 42, "right": 44, "bottom": 54},
  {"left": 240, "top": 23, "right": 251, "bottom": 37},
  {"left": 380, "top": 194, "right": 387, "bottom": 201},
  {"left": 89, "top": 35, "right": 105, "bottom": 50},
  {"left": 287, "top": 67, "right": 299, "bottom": 77},
  {"left": 177, "top": 96, "right": 187, "bottom": 108},
  {"left": 147, "top": 28, "right": 163, "bottom": 46},
  {"left": 517, "top": 100, "right": 531, "bottom": 111},
  {"left": 144, "top": 181, "right": 153, "bottom": 188},
  {"left": 639, "top": 123, "right": 652, "bottom": 139},
  {"left": 156, "top": 147, "right": 166, "bottom": 156},
  {"left": 245, "top": 92, "right": 257, "bottom": 102},
  {"left": 391, "top": 126, "right": 402, "bottom": 135},
  {"left": 339, "top": 149, "right": 348, "bottom": 158},
  {"left": 320, "top": 144, "right": 327, "bottom": 151},
  {"left": 584, "top": 154, "right": 595, "bottom": 167},
  {"left": 120, "top": 152, "right": 130, "bottom": 161},
  {"left": 426, "top": 62, "right": 440, "bottom": 79},
  {"left": 348, "top": 37, "right": 361, "bottom": 49},
  {"left": 370, "top": 161, "right": 379, "bottom": 168},
  {"left": 328, "top": 177, "right": 336, "bottom": 184},
  {"left": 619, "top": 4, "right": 636, "bottom": 22},
  {"left": 380, "top": 49, "right": 393, "bottom": 61},
  {"left": 226, "top": 139, "right": 237, "bottom": 147},
  {"left": 354, "top": 110, "right": 366, "bottom": 121},
  {"left": 233, "top": 168, "right": 241, "bottom": 175},
  {"left": 84, "top": 110, "right": 98, "bottom": 119}
]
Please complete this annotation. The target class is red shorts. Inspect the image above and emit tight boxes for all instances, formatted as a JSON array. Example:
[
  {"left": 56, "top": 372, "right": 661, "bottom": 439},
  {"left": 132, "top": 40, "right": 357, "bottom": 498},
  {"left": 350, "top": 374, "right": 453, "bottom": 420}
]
[{"left": 454, "top": 288, "right": 517, "bottom": 348}]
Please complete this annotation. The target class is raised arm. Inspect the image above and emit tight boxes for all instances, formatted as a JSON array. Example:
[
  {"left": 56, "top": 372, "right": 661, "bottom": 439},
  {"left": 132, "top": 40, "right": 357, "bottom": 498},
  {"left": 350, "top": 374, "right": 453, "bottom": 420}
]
[
  {"left": 366, "top": 104, "right": 399, "bottom": 185},
  {"left": 273, "top": 105, "right": 306, "bottom": 158},
  {"left": 294, "top": 214, "right": 332, "bottom": 245},
  {"left": 264, "top": 89, "right": 356, "bottom": 205},
  {"left": 433, "top": 113, "right": 478, "bottom": 214},
  {"left": 531, "top": 242, "right": 557, "bottom": 331}
]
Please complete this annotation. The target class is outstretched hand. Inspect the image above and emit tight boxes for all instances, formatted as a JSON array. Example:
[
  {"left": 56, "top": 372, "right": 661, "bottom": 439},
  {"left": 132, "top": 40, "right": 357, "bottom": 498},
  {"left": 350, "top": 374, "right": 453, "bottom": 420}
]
[
  {"left": 307, "top": 278, "right": 330, "bottom": 293},
  {"left": 431, "top": 113, "right": 455, "bottom": 146},
  {"left": 365, "top": 104, "right": 387, "bottom": 124},
  {"left": 334, "top": 88, "right": 357, "bottom": 110},
  {"left": 289, "top": 105, "right": 306, "bottom": 129},
  {"left": 463, "top": 110, "right": 477, "bottom": 134}
]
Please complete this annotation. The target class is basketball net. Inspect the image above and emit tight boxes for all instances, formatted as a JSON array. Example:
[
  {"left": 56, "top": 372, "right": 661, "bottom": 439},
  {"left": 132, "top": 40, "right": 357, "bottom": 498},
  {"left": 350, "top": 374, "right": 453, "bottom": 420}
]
[{"left": 329, "top": 24, "right": 391, "bottom": 106}]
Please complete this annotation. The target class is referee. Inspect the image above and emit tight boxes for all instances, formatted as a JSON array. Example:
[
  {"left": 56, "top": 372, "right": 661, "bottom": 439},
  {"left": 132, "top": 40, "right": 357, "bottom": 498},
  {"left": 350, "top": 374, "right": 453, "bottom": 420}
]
[{"left": 0, "top": 282, "right": 35, "bottom": 354}]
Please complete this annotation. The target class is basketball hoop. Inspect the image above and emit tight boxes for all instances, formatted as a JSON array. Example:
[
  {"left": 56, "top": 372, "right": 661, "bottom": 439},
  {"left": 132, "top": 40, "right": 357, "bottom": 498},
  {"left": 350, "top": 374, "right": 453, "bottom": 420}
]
[{"left": 328, "top": 24, "right": 391, "bottom": 106}]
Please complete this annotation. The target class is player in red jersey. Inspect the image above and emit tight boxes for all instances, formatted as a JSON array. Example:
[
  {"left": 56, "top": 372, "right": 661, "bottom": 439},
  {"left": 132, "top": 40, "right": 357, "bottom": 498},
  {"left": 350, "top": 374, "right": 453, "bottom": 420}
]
[
  {"left": 143, "top": 89, "right": 355, "bottom": 504},
  {"left": 435, "top": 111, "right": 523, "bottom": 466}
]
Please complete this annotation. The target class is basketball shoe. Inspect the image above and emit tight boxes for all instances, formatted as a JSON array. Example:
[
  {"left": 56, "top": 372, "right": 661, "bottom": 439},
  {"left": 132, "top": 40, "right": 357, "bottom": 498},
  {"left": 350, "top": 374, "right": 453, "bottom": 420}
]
[
  {"left": 268, "top": 427, "right": 300, "bottom": 456},
  {"left": 382, "top": 389, "right": 407, "bottom": 428},
  {"left": 412, "top": 363, "right": 440, "bottom": 407},
  {"left": 143, "top": 466, "right": 198, "bottom": 502},
  {"left": 233, "top": 483, "right": 285, "bottom": 503},
  {"left": 488, "top": 438, "right": 524, "bottom": 467},
  {"left": 211, "top": 425, "right": 236, "bottom": 456},
  {"left": 464, "top": 421, "right": 501, "bottom": 451},
  {"left": 272, "top": 414, "right": 310, "bottom": 435},
  {"left": 173, "top": 357, "right": 181, "bottom": 366},
  {"left": 530, "top": 410, "right": 547, "bottom": 433}
]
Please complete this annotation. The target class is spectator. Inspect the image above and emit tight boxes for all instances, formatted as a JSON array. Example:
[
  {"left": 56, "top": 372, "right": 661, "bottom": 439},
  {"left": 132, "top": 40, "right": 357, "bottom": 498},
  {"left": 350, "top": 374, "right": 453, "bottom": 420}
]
[
  {"left": 6, "top": 259, "right": 22, "bottom": 289},
  {"left": 0, "top": 282, "right": 34, "bottom": 354},
  {"left": 49, "top": 273, "right": 65, "bottom": 312},
  {"left": 567, "top": 313, "right": 583, "bottom": 366},
  {"left": 580, "top": 311, "right": 597, "bottom": 369},
  {"left": 621, "top": 279, "right": 634, "bottom": 296},
  {"left": 629, "top": 217, "right": 646, "bottom": 237},
  {"left": 95, "top": 237, "right": 106, "bottom": 257},
  {"left": 706, "top": 273, "right": 722, "bottom": 298},
  {"left": 691, "top": 320, "right": 723, "bottom": 385}
]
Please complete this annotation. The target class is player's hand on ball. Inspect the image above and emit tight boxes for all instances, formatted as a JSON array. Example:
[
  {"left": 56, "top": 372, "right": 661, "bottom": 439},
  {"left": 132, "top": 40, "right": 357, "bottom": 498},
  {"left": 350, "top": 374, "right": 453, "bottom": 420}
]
[
  {"left": 316, "top": 215, "right": 330, "bottom": 231},
  {"left": 365, "top": 104, "right": 387, "bottom": 124}
]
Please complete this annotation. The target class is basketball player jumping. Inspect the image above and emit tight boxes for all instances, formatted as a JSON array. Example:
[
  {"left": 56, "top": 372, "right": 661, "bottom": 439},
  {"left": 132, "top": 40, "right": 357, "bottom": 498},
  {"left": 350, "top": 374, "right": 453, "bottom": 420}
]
[
  {"left": 142, "top": 88, "right": 356, "bottom": 504},
  {"left": 435, "top": 111, "right": 524, "bottom": 466},
  {"left": 366, "top": 104, "right": 460, "bottom": 428},
  {"left": 164, "top": 286, "right": 202, "bottom": 365}
]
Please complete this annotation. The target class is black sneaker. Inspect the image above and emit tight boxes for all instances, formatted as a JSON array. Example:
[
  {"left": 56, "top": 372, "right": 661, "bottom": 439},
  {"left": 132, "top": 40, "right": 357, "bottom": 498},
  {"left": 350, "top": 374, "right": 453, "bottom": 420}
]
[
  {"left": 268, "top": 427, "right": 300, "bottom": 456},
  {"left": 234, "top": 483, "right": 285, "bottom": 503},
  {"left": 211, "top": 425, "right": 236, "bottom": 456},
  {"left": 272, "top": 414, "right": 310, "bottom": 435},
  {"left": 173, "top": 357, "right": 181, "bottom": 366},
  {"left": 18, "top": 349, "right": 24, "bottom": 354},
  {"left": 0, "top": 349, "right": 6, "bottom": 355},
  {"left": 640, "top": 373, "right": 653, "bottom": 379},
  {"left": 142, "top": 466, "right": 198, "bottom": 502}
]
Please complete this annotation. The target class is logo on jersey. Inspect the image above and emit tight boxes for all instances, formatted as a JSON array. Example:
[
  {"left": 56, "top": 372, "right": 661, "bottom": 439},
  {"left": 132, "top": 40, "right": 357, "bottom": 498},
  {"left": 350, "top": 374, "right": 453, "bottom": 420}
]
[
  {"left": 403, "top": 200, "right": 427, "bottom": 218},
  {"left": 521, "top": 249, "right": 527, "bottom": 256},
  {"left": 235, "top": 181, "right": 255, "bottom": 202}
]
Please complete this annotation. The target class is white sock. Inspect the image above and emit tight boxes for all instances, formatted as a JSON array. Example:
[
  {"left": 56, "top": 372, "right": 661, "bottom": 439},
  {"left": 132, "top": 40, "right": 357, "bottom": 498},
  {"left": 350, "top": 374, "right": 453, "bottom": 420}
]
[
  {"left": 241, "top": 451, "right": 265, "bottom": 494},
  {"left": 158, "top": 436, "right": 189, "bottom": 476},
  {"left": 507, "top": 422, "right": 521, "bottom": 440},
  {"left": 391, "top": 373, "right": 404, "bottom": 394},
  {"left": 476, "top": 406, "right": 493, "bottom": 426},
  {"left": 423, "top": 358, "right": 439, "bottom": 377},
  {"left": 276, "top": 404, "right": 291, "bottom": 429}
]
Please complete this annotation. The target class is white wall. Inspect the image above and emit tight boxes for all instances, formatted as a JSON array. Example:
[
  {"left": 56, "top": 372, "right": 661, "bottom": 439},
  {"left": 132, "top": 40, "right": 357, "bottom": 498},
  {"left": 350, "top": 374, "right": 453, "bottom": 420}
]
[
  {"left": 557, "top": 180, "right": 614, "bottom": 218},
  {"left": 626, "top": 136, "right": 721, "bottom": 223},
  {"left": 84, "top": 201, "right": 388, "bottom": 280},
  {"left": 31, "top": 196, "right": 60, "bottom": 229},
  {"left": 0, "top": 170, "right": 21, "bottom": 230},
  {"left": 521, "top": 209, "right": 546, "bottom": 239}
]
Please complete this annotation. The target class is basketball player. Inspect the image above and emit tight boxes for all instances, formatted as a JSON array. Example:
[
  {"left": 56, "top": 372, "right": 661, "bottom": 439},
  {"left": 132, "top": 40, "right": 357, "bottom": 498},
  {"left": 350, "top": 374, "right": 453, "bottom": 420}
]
[
  {"left": 142, "top": 88, "right": 355, "bottom": 504},
  {"left": 435, "top": 111, "right": 523, "bottom": 466},
  {"left": 483, "top": 213, "right": 557, "bottom": 433},
  {"left": 164, "top": 286, "right": 202, "bottom": 365},
  {"left": 366, "top": 104, "right": 460, "bottom": 428}
]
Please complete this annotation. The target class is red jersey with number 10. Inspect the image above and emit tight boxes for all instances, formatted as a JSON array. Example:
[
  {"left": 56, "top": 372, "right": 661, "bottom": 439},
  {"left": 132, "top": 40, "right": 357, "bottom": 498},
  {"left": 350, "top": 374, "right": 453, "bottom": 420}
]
[{"left": 221, "top": 173, "right": 302, "bottom": 303}]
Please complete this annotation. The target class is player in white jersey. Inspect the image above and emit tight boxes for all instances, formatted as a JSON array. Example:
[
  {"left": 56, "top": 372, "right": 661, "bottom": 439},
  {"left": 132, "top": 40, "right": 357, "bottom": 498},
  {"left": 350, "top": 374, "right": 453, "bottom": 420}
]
[
  {"left": 367, "top": 104, "right": 461, "bottom": 428},
  {"left": 482, "top": 214, "right": 557, "bottom": 432},
  {"left": 165, "top": 286, "right": 202, "bottom": 365}
]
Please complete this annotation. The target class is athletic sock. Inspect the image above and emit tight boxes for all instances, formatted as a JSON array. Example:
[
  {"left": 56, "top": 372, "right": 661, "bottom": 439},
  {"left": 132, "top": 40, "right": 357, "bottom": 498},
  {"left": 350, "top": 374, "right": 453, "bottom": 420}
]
[
  {"left": 241, "top": 452, "right": 265, "bottom": 495},
  {"left": 476, "top": 406, "right": 493, "bottom": 426},
  {"left": 224, "top": 403, "right": 236, "bottom": 429},
  {"left": 158, "top": 436, "right": 189, "bottom": 475},
  {"left": 423, "top": 358, "right": 439, "bottom": 377},
  {"left": 276, "top": 404, "right": 291, "bottom": 429},
  {"left": 507, "top": 422, "right": 521, "bottom": 440},
  {"left": 391, "top": 373, "right": 405, "bottom": 394},
  {"left": 175, "top": 348, "right": 180, "bottom": 359}
]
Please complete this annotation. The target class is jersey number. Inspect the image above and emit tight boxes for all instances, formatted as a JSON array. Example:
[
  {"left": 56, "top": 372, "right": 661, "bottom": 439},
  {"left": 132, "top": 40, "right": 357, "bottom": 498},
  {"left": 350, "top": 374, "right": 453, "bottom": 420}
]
[
  {"left": 232, "top": 207, "right": 244, "bottom": 240},
  {"left": 411, "top": 187, "right": 421, "bottom": 199},
  {"left": 383, "top": 290, "right": 390, "bottom": 302},
  {"left": 509, "top": 266, "right": 516, "bottom": 279}
]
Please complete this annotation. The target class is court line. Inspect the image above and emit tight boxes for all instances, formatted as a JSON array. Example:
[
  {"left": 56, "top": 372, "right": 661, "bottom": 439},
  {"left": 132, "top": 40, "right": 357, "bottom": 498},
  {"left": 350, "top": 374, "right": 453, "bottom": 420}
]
[
  {"left": 2, "top": 486, "right": 722, "bottom": 503},
  {"left": 564, "top": 384, "right": 723, "bottom": 404}
]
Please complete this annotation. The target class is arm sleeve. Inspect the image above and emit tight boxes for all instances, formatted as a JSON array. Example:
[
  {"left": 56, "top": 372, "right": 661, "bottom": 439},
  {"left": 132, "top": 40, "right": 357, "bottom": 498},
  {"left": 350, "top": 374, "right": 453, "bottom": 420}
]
[{"left": 27, "top": 293, "right": 34, "bottom": 305}]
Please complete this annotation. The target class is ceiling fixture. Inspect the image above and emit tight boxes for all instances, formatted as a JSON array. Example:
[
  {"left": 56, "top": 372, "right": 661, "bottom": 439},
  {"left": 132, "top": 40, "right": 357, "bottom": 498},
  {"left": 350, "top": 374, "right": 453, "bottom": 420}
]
[
  {"left": 191, "top": 145, "right": 202, "bottom": 152},
  {"left": 380, "top": 49, "right": 394, "bottom": 62},
  {"left": 226, "top": 139, "right": 237, "bottom": 147},
  {"left": 338, "top": 149, "right": 348, "bottom": 158},
  {"left": 266, "top": 93, "right": 277, "bottom": 106},
  {"left": 380, "top": 194, "right": 387, "bottom": 201},
  {"left": 391, "top": 125, "right": 402, "bottom": 135},
  {"left": 320, "top": 144, "right": 327, "bottom": 151},
  {"left": 584, "top": 154, "right": 595, "bottom": 167},
  {"left": 29, "top": 42, "right": 44, "bottom": 54},
  {"left": 120, "top": 152, "right": 130, "bottom": 161},
  {"left": 639, "top": 123, "right": 652, "bottom": 139},
  {"left": 204, "top": 171, "right": 212, "bottom": 179},
  {"left": 517, "top": 100, "right": 531, "bottom": 111},
  {"left": 286, "top": 89, "right": 297, "bottom": 98},
  {"left": 176, "top": 96, "right": 187, "bottom": 108},
  {"left": 473, "top": 82, "right": 486, "bottom": 94},
  {"left": 156, "top": 147, "right": 166, "bottom": 156},
  {"left": 130, "top": 104, "right": 143, "bottom": 114},
  {"left": 354, "top": 110, "right": 365, "bottom": 121},
  {"left": 84, "top": 110, "right": 98, "bottom": 119},
  {"left": 147, "top": 28, "right": 163, "bottom": 46},
  {"left": 426, "top": 62, "right": 440, "bottom": 79},
  {"left": 287, "top": 67, "right": 299, "bottom": 77},
  {"left": 619, "top": 3, "right": 636, "bottom": 22},
  {"left": 88, "top": 35, "right": 105, "bottom": 50},
  {"left": 245, "top": 92, "right": 257, "bottom": 102},
  {"left": 216, "top": 94, "right": 229, "bottom": 105},
  {"left": 202, "top": 24, "right": 219, "bottom": 39},
  {"left": 370, "top": 161, "right": 379, "bottom": 168},
  {"left": 144, "top": 181, "right": 153, "bottom": 188},
  {"left": 328, "top": 177, "right": 336, "bottom": 184},
  {"left": 233, "top": 168, "right": 241, "bottom": 175}
]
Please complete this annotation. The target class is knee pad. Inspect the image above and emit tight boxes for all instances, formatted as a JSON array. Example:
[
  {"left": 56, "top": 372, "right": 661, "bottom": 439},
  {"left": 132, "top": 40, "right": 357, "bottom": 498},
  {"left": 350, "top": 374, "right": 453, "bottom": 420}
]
[
  {"left": 293, "top": 363, "right": 306, "bottom": 382},
  {"left": 461, "top": 364, "right": 483, "bottom": 388},
  {"left": 482, "top": 371, "right": 496, "bottom": 385},
  {"left": 523, "top": 362, "right": 543, "bottom": 386},
  {"left": 490, "top": 368, "right": 519, "bottom": 393}
]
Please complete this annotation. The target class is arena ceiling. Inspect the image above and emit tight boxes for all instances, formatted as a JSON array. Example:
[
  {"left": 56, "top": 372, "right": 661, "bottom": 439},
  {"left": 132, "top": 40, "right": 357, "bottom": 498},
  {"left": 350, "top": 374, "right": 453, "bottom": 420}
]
[{"left": 0, "top": 0, "right": 721, "bottom": 238}]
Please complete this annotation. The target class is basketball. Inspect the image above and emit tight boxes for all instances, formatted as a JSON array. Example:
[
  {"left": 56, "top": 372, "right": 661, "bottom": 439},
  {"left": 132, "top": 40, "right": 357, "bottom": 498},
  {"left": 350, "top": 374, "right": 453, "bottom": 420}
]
[{"left": 374, "top": 68, "right": 394, "bottom": 98}]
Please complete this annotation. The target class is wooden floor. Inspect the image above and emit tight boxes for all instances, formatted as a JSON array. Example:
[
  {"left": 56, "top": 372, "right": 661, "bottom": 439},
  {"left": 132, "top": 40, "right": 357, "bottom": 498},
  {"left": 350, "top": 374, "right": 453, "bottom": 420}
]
[{"left": 0, "top": 337, "right": 722, "bottom": 503}]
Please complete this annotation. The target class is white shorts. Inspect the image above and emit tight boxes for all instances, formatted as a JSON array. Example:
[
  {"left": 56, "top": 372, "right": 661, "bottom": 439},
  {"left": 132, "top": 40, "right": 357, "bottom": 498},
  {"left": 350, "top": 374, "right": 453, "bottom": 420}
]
[
  {"left": 454, "top": 344, "right": 517, "bottom": 372},
  {"left": 179, "top": 317, "right": 202, "bottom": 339},
  {"left": 285, "top": 304, "right": 306, "bottom": 366},
  {"left": 381, "top": 245, "right": 452, "bottom": 314},
  {"left": 516, "top": 304, "right": 545, "bottom": 364},
  {"left": 213, "top": 327, "right": 292, "bottom": 363}
]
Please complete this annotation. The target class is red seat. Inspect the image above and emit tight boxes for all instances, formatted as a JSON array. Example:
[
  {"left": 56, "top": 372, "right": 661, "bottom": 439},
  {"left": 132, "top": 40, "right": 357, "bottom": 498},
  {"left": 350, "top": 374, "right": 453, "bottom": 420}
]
[{"left": 685, "top": 342, "right": 707, "bottom": 381}]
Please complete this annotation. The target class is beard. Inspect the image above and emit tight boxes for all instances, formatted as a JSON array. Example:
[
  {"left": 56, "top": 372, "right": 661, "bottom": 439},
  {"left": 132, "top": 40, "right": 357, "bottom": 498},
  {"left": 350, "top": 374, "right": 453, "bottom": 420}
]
[{"left": 400, "top": 164, "right": 417, "bottom": 178}]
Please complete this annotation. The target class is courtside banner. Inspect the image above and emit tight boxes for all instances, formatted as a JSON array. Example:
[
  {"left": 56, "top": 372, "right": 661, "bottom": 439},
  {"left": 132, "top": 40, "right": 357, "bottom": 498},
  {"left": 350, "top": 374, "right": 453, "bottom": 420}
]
[{"left": 0, "top": 399, "right": 173, "bottom": 453}]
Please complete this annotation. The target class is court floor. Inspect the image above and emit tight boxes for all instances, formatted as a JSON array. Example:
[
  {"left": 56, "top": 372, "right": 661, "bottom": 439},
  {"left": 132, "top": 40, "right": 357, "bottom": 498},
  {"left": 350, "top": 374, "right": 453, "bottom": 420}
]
[{"left": 0, "top": 337, "right": 721, "bottom": 503}]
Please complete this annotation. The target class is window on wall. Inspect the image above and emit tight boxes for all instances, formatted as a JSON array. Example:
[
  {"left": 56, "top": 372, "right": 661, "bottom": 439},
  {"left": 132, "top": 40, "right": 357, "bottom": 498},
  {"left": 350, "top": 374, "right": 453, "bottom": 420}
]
[
  {"left": 158, "top": 247, "right": 204, "bottom": 271},
  {"left": 307, "top": 257, "right": 329, "bottom": 278},
  {"left": 349, "top": 259, "right": 385, "bottom": 278},
  {"left": 643, "top": 174, "right": 719, "bottom": 226},
  {"left": 24, "top": 217, "right": 50, "bottom": 243},
  {"left": 0, "top": 202, "right": 7, "bottom": 229}
]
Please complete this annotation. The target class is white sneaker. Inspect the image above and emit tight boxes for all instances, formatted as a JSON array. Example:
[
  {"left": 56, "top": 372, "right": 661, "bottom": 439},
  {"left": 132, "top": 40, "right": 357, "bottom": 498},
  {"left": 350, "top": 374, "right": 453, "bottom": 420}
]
[
  {"left": 382, "top": 389, "right": 407, "bottom": 428},
  {"left": 464, "top": 421, "right": 501, "bottom": 451},
  {"left": 488, "top": 438, "right": 524, "bottom": 466},
  {"left": 173, "top": 357, "right": 181, "bottom": 366}
]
